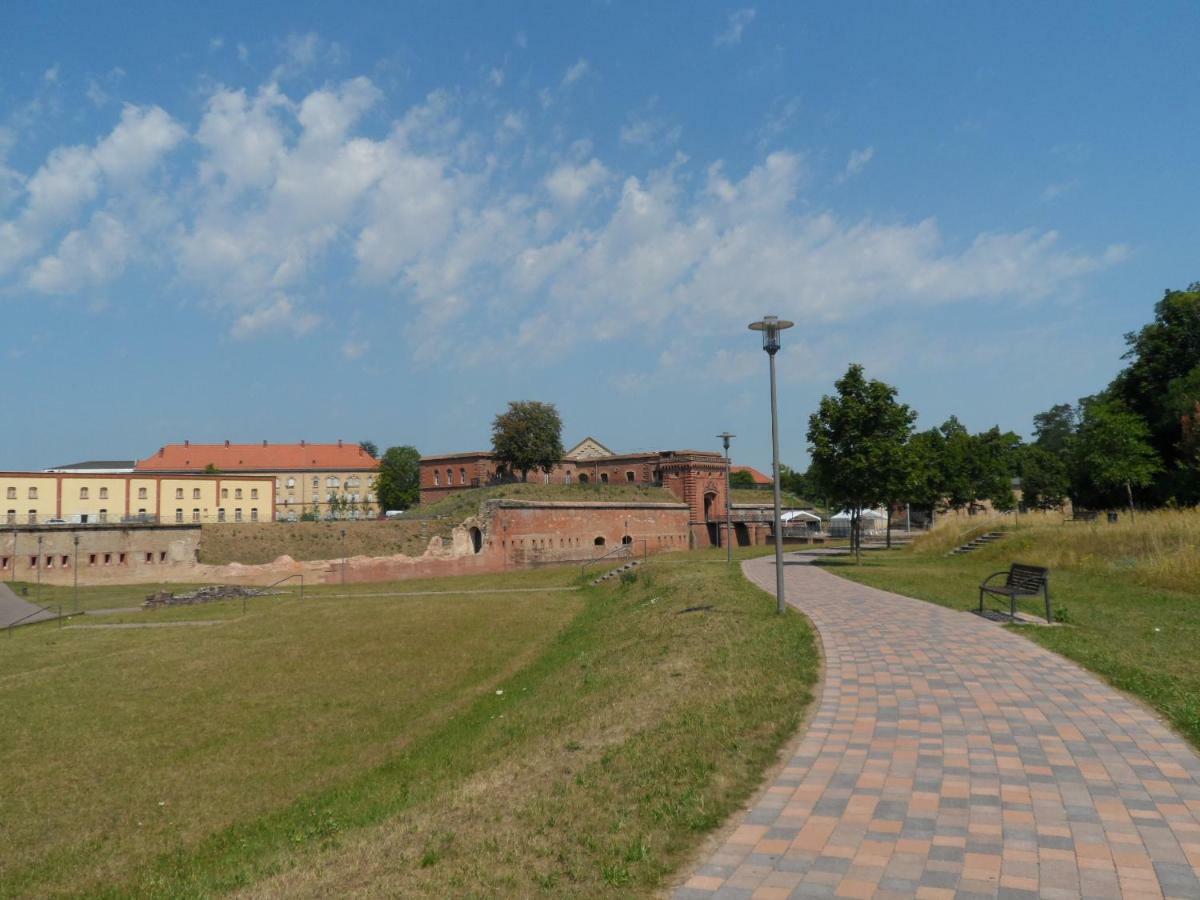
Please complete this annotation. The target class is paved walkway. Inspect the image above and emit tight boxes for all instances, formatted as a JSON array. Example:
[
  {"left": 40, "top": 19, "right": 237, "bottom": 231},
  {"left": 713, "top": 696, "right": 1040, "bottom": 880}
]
[
  {"left": 675, "top": 553, "right": 1200, "bottom": 900},
  {"left": 0, "top": 582, "right": 62, "bottom": 629}
]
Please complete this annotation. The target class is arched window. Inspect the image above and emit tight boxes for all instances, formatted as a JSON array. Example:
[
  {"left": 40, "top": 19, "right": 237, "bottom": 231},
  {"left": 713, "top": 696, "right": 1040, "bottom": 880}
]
[
  {"left": 446, "top": 468, "right": 453, "bottom": 485},
  {"left": 594, "top": 536, "right": 605, "bottom": 547},
  {"left": 434, "top": 470, "right": 440, "bottom": 486},
  {"left": 460, "top": 468, "right": 467, "bottom": 485},
  {"left": 286, "top": 478, "right": 295, "bottom": 488},
  {"left": 600, "top": 473, "right": 609, "bottom": 484},
  {"left": 79, "top": 487, "right": 89, "bottom": 499},
  {"left": 578, "top": 473, "right": 589, "bottom": 484},
  {"left": 327, "top": 476, "right": 340, "bottom": 488},
  {"left": 622, "top": 535, "right": 632, "bottom": 545}
]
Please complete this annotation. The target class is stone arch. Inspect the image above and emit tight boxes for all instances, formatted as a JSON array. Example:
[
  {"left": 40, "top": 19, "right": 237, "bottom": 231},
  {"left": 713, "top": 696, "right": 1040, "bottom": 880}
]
[
  {"left": 594, "top": 536, "right": 605, "bottom": 547},
  {"left": 578, "top": 473, "right": 589, "bottom": 484},
  {"left": 469, "top": 526, "right": 483, "bottom": 554},
  {"left": 703, "top": 491, "right": 718, "bottom": 521},
  {"left": 621, "top": 535, "right": 632, "bottom": 545}
]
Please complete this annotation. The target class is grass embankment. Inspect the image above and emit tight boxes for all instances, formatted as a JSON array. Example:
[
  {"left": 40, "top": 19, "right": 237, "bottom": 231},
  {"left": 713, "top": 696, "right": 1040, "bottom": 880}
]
[
  {"left": 1, "top": 549, "right": 815, "bottom": 897},
  {"left": 729, "top": 488, "right": 810, "bottom": 507},
  {"left": 199, "top": 484, "right": 684, "bottom": 565},
  {"left": 823, "top": 509, "right": 1200, "bottom": 747}
]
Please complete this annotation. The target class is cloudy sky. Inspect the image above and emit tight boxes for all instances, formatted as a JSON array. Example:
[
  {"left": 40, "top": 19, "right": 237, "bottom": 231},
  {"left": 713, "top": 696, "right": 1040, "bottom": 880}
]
[{"left": 2, "top": 1, "right": 1196, "bottom": 471}]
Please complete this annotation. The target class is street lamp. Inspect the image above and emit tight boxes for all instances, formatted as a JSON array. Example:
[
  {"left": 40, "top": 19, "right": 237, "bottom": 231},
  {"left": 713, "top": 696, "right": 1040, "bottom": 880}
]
[
  {"left": 73, "top": 533, "right": 80, "bottom": 612},
  {"left": 748, "top": 315, "right": 794, "bottom": 615},
  {"left": 717, "top": 433, "right": 735, "bottom": 564}
]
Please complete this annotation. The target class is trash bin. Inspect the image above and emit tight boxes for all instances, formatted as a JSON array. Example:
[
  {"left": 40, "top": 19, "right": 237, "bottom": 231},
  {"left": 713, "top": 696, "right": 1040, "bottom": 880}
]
[{"left": 1107, "top": 511, "right": 1119, "bottom": 523}]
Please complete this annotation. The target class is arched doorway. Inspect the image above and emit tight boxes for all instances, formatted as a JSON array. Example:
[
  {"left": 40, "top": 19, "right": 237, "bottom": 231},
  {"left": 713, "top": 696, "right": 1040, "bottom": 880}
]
[
  {"left": 578, "top": 473, "right": 589, "bottom": 484},
  {"left": 469, "top": 526, "right": 483, "bottom": 554},
  {"left": 703, "top": 491, "right": 718, "bottom": 521},
  {"left": 594, "top": 536, "right": 605, "bottom": 547}
]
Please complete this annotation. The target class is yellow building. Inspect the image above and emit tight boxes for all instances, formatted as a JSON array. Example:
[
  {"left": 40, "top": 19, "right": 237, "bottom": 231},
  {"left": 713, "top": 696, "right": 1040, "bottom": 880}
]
[
  {"left": 134, "top": 441, "right": 380, "bottom": 521},
  {"left": 1, "top": 472, "right": 275, "bottom": 525}
]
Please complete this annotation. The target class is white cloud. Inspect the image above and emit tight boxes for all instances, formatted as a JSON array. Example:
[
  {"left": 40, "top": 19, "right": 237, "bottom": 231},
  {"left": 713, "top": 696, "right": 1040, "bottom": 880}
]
[
  {"left": 836, "top": 146, "right": 874, "bottom": 183},
  {"left": 341, "top": 338, "right": 369, "bottom": 359},
  {"left": 1041, "top": 180, "right": 1077, "bottom": 202},
  {"left": 561, "top": 58, "right": 590, "bottom": 87},
  {"left": 756, "top": 96, "right": 801, "bottom": 149},
  {"left": 231, "top": 295, "right": 320, "bottom": 339},
  {"left": 489, "top": 67, "right": 505, "bottom": 88},
  {"left": 27, "top": 211, "right": 130, "bottom": 293},
  {"left": 544, "top": 158, "right": 609, "bottom": 206},
  {"left": 209, "top": 36, "right": 225, "bottom": 51},
  {"left": 715, "top": 8, "right": 756, "bottom": 46}
]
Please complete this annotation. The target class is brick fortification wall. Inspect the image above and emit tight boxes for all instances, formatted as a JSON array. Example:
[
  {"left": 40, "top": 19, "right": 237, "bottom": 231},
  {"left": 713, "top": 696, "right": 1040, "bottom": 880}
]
[{"left": 2, "top": 501, "right": 691, "bottom": 587}]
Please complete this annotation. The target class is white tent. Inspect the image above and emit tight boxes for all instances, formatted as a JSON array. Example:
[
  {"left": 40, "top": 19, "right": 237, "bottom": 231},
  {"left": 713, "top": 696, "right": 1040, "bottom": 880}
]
[
  {"left": 780, "top": 508, "right": 822, "bottom": 534},
  {"left": 828, "top": 508, "right": 886, "bottom": 537}
]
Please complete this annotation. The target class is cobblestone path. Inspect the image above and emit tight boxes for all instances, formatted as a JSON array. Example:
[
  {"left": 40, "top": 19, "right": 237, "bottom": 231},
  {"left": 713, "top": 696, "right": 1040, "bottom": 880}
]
[{"left": 675, "top": 553, "right": 1200, "bottom": 899}]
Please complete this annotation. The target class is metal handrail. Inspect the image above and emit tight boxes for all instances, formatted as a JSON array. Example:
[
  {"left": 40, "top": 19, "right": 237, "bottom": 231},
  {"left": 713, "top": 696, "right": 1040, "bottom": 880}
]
[
  {"left": 6, "top": 604, "right": 63, "bottom": 638},
  {"left": 240, "top": 574, "right": 304, "bottom": 615},
  {"left": 579, "top": 543, "right": 634, "bottom": 578}
]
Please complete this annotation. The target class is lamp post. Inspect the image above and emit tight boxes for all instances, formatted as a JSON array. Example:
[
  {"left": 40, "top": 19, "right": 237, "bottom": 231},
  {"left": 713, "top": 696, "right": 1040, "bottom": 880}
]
[
  {"left": 748, "top": 315, "right": 794, "bottom": 615},
  {"left": 36, "top": 534, "right": 43, "bottom": 607},
  {"left": 73, "top": 533, "right": 80, "bottom": 612},
  {"left": 717, "top": 433, "right": 735, "bottom": 564}
]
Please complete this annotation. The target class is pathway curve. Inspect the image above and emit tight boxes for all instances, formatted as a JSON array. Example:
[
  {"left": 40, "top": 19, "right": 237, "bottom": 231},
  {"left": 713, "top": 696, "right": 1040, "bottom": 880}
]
[{"left": 675, "top": 553, "right": 1200, "bottom": 899}]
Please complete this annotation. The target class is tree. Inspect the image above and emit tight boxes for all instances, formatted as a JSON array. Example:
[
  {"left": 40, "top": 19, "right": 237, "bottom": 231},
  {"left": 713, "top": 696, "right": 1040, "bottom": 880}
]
[
  {"left": 1073, "top": 399, "right": 1161, "bottom": 521},
  {"left": 1032, "top": 403, "right": 1077, "bottom": 456},
  {"left": 1019, "top": 445, "right": 1071, "bottom": 510},
  {"left": 905, "top": 428, "right": 947, "bottom": 521},
  {"left": 729, "top": 469, "right": 757, "bottom": 489},
  {"left": 359, "top": 440, "right": 379, "bottom": 459},
  {"left": 807, "top": 365, "right": 916, "bottom": 560},
  {"left": 491, "top": 401, "right": 564, "bottom": 482},
  {"left": 375, "top": 445, "right": 421, "bottom": 511}
]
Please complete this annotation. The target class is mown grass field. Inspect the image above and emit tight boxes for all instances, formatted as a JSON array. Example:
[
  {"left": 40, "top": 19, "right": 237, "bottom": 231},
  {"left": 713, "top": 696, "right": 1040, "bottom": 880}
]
[
  {"left": 0, "top": 547, "right": 816, "bottom": 897},
  {"left": 822, "top": 509, "right": 1200, "bottom": 748}
]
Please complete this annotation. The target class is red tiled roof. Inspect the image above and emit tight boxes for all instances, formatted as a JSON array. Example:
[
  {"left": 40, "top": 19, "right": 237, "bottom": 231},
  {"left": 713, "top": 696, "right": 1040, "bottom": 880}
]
[
  {"left": 731, "top": 465, "right": 772, "bottom": 485},
  {"left": 135, "top": 442, "right": 379, "bottom": 472}
]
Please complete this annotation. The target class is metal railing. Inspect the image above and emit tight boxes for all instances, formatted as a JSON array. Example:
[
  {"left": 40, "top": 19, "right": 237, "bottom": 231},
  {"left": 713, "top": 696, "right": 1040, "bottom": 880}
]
[
  {"left": 239, "top": 574, "right": 304, "bottom": 615},
  {"left": 6, "top": 604, "right": 64, "bottom": 638},
  {"left": 579, "top": 540, "right": 648, "bottom": 578}
]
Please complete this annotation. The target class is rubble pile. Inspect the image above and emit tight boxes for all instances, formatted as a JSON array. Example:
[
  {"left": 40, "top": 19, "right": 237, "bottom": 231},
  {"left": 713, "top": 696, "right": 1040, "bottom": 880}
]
[{"left": 143, "top": 585, "right": 264, "bottom": 609}]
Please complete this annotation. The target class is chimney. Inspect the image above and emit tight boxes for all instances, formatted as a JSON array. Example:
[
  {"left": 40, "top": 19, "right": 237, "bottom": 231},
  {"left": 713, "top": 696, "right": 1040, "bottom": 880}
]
[
  {"left": 262, "top": 440, "right": 267, "bottom": 447},
  {"left": 159, "top": 447, "right": 164, "bottom": 457},
  {"left": 184, "top": 440, "right": 189, "bottom": 448},
  {"left": 224, "top": 439, "right": 230, "bottom": 448},
  {"left": 338, "top": 439, "right": 343, "bottom": 448},
  {"left": 300, "top": 439, "right": 305, "bottom": 447}
]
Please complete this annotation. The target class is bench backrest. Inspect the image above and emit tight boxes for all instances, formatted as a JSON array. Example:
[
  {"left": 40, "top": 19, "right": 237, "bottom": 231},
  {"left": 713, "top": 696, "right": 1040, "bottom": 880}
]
[{"left": 1007, "top": 563, "right": 1049, "bottom": 593}]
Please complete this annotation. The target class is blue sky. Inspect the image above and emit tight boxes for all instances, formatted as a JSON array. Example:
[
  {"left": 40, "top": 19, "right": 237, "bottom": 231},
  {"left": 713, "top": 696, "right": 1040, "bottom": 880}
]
[{"left": 2, "top": 1, "right": 1196, "bottom": 471}]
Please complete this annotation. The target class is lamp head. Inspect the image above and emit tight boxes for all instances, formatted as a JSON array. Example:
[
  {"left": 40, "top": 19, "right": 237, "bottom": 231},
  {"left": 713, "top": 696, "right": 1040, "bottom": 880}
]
[{"left": 748, "top": 315, "right": 794, "bottom": 355}]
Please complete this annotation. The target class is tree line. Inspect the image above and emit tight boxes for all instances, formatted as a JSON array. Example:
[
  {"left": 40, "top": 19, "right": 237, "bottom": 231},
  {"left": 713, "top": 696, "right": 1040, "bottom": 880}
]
[{"left": 794, "top": 282, "right": 1199, "bottom": 551}]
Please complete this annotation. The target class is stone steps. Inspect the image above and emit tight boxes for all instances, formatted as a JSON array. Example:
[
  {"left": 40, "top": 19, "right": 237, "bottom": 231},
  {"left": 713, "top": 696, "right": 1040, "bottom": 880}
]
[
  {"left": 948, "top": 531, "right": 1007, "bottom": 556},
  {"left": 590, "top": 559, "right": 641, "bottom": 585}
]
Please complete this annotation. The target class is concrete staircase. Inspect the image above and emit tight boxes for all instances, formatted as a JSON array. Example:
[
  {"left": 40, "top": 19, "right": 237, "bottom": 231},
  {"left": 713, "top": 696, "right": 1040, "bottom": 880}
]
[
  {"left": 591, "top": 559, "right": 642, "bottom": 585},
  {"left": 949, "top": 531, "right": 1006, "bottom": 556}
]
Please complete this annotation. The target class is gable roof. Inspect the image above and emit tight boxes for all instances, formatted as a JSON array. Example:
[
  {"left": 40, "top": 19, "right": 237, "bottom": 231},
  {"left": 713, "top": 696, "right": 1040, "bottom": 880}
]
[
  {"left": 563, "top": 436, "right": 615, "bottom": 460},
  {"left": 45, "top": 460, "right": 136, "bottom": 472},
  {"left": 730, "top": 465, "right": 772, "bottom": 485},
  {"left": 135, "top": 442, "right": 379, "bottom": 472}
]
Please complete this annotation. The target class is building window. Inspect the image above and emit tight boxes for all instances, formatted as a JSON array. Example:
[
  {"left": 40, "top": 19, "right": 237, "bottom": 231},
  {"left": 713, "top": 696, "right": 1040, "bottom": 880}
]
[
  {"left": 286, "top": 478, "right": 295, "bottom": 488},
  {"left": 626, "top": 471, "right": 635, "bottom": 482},
  {"left": 312, "top": 477, "right": 319, "bottom": 490},
  {"left": 578, "top": 474, "right": 589, "bottom": 484},
  {"left": 5, "top": 510, "right": 14, "bottom": 524},
  {"left": 327, "top": 476, "right": 339, "bottom": 488},
  {"left": 221, "top": 488, "right": 228, "bottom": 499},
  {"left": 79, "top": 487, "right": 89, "bottom": 499},
  {"left": 145, "top": 552, "right": 154, "bottom": 563},
  {"left": 137, "top": 508, "right": 146, "bottom": 518},
  {"left": 175, "top": 509, "right": 183, "bottom": 523},
  {"left": 45, "top": 556, "right": 54, "bottom": 569},
  {"left": 564, "top": 473, "right": 571, "bottom": 485},
  {"left": 28, "top": 487, "right": 37, "bottom": 499},
  {"left": 235, "top": 488, "right": 243, "bottom": 499},
  {"left": 28, "top": 510, "right": 37, "bottom": 524},
  {"left": 29, "top": 556, "right": 37, "bottom": 568},
  {"left": 103, "top": 553, "right": 112, "bottom": 566},
  {"left": 98, "top": 509, "right": 107, "bottom": 523},
  {"left": 175, "top": 488, "right": 184, "bottom": 499},
  {"left": 460, "top": 468, "right": 467, "bottom": 485},
  {"left": 235, "top": 508, "right": 243, "bottom": 522},
  {"left": 193, "top": 488, "right": 201, "bottom": 500},
  {"left": 250, "top": 488, "right": 258, "bottom": 499},
  {"left": 118, "top": 553, "right": 126, "bottom": 565},
  {"left": 159, "top": 551, "right": 167, "bottom": 562},
  {"left": 445, "top": 469, "right": 452, "bottom": 486},
  {"left": 99, "top": 487, "right": 108, "bottom": 499},
  {"left": 1, "top": 557, "right": 8, "bottom": 570},
  {"left": 600, "top": 473, "right": 609, "bottom": 484},
  {"left": 250, "top": 509, "right": 258, "bottom": 522},
  {"left": 5, "top": 487, "right": 14, "bottom": 499},
  {"left": 434, "top": 470, "right": 440, "bottom": 486},
  {"left": 138, "top": 487, "right": 147, "bottom": 499},
  {"left": 89, "top": 554, "right": 97, "bottom": 566},
  {"left": 192, "top": 509, "right": 200, "bottom": 523},
  {"left": 218, "top": 508, "right": 225, "bottom": 522}
]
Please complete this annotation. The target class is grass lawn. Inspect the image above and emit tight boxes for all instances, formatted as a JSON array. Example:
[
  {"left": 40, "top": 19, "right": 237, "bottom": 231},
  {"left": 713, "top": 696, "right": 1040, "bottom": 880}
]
[
  {"left": 821, "top": 531, "right": 1200, "bottom": 750},
  {"left": 0, "top": 549, "right": 816, "bottom": 897}
]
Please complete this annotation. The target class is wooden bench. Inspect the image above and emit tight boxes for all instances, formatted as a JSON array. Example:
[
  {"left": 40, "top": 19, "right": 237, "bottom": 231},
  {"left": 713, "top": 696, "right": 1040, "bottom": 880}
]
[
  {"left": 979, "top": 563, "right": 1051, "bottom": 623},
  {"left": 1066, "top": 510, "right": 1098, "bottom": 523}
]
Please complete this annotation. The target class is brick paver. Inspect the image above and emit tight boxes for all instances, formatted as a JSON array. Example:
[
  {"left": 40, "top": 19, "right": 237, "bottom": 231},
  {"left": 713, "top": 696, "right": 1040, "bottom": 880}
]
[{"left": 674, "top": 552, "right": 1200, "bottom": 899}]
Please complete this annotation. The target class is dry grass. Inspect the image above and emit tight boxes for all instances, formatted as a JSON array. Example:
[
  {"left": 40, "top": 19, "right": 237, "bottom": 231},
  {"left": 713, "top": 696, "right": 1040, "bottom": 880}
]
[{"left": 1, "top": 550, "right": 816, "bottom": 898}]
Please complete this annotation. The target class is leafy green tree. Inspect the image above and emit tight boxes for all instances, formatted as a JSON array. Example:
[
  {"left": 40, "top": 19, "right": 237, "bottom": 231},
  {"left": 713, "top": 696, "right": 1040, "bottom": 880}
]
[
  {"left": 375, "top": 445, "right": 421, "bottom": 511},
  {"left": 807, "top": 364, "right": 916, "bottom": 560},
  {"left": 1112, "top": 283, "right": 1200, "bottom": 501},
  {"left": 1073, "top": 399, "right": 1161, "bottom": 521},
  {"left": 491, "top": 401, "right": 564, "bottom": 482},
  {"left": 1032, "top": 403, "right": 1077, "bottom": 456},
  {"left": 905, "top": 428, "right": 947, "bottom": 521},
  {"left": 779, "top": 465, "right": 813, "bottom": 502},
  {"left": 358, "top": 440, "right": 379, "bottom": 459},
  {"left": 1019, "top": 444, "right": 1071, "bottom": 510},
  {"left": 729, "top": 469, "right": 757, "bottom": 489}
]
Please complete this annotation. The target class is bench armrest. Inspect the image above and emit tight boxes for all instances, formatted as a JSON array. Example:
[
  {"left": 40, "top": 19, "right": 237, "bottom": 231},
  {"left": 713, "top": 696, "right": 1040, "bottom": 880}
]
[{"left": 979, "top": 571, "right": 1010, "bottom": 588}]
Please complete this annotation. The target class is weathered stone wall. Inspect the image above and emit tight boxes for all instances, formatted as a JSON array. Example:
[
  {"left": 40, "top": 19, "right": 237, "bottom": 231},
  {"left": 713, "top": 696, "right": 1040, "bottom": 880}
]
[
  {"left": 1, "top": 500, "right": 694, "bottom": 587},
  {"left": 1, "top": 525, "right": 201, "bottom": 585}
]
